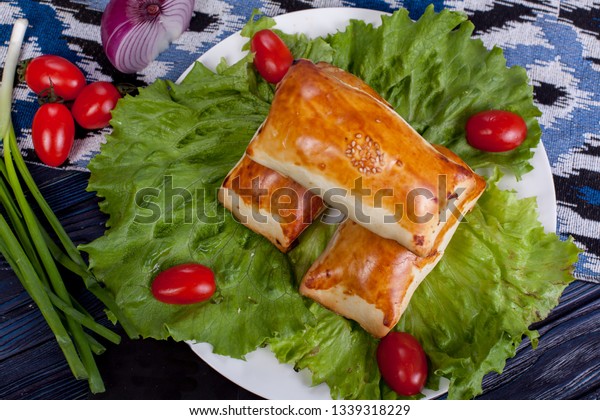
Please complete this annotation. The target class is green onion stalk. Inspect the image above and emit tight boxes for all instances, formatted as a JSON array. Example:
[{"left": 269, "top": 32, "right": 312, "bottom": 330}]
[{"left": 0, "top": 19, "right": 138, "bottom": 393}]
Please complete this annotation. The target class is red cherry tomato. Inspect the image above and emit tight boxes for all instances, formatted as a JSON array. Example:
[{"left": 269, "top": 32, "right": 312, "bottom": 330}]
[
  {"left": 32, "top": 103, "right": 75, "bottom": 167},
  {"left": 377, "top": 332, "right": 428, "bottom": 396},
  {"left": 465, "top": 110, "right": 528, "bottom": 152},
  {"left": 250, "top": 29, "right": 293, "bottom": 84},
  {"left": 24, "top": 55, "right": 86, "bottom": 101},
  {"left": 151, "top": 263, "right": 216, "bottom": 305},
  {"left": 71, "top": 82, "right": 121, "bottom": 130}
]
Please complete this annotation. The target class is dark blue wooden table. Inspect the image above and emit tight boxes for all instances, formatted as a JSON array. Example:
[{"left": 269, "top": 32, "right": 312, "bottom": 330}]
[{"left": 1, "top": 0, "right": 599, "bottom": 400}]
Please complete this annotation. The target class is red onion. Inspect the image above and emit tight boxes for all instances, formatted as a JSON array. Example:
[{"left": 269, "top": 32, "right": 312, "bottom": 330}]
[{"left": 101, "top": 0, "right": 194, "bottom": 73}]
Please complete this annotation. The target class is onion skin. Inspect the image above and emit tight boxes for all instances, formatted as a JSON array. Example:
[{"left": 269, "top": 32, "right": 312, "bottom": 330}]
[{"left": 101, "top": 0, "right": 194, "bottom": 74}]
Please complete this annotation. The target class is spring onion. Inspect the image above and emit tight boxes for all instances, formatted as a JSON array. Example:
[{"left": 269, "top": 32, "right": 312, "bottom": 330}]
[
  {"left": 0, "top": 19, "right": 138, "bottom": 393},
  {"left": 101, "top": 0, "right": 194, "bottom": 73}
]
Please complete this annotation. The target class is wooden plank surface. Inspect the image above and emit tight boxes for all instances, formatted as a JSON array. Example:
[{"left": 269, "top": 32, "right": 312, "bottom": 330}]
[{"left": 1, "top": 166, "right": 598, "bottom": 400}]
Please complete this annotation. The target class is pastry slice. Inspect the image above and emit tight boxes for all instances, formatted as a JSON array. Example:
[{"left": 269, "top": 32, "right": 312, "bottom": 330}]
[
  {"left": 218, "top": 155, "right": 325, "bottom": 252},
  {"left": 246, "top": 59, "right": 486, "bottom": 257},
  {"left": 300, "top": 219, "right": 438, "bottom": 337},
  {"left": 300, "top": 145, "right": 484, "bottom": 337}
]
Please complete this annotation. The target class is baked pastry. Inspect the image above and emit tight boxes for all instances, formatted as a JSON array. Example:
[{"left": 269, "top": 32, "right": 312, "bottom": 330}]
[
  {"left": 300, "top": 145, "right": 484, "bottom": 337},
  {"left": 299, "top": 219, "right": 439, "bottom": 337},
  {"left": 246, "top": 59, "right": 486, "bottom": 257},
  {"left": 219, "top": 154, "right": 325, "bottom": 252}
]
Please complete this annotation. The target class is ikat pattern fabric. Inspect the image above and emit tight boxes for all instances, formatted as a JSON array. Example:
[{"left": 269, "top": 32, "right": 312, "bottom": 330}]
[{"left": 1, "top": 0, "right": 599, "bottom": 281}]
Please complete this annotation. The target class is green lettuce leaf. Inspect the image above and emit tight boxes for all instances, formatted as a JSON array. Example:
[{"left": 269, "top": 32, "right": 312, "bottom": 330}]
[
  {"left": 83, "top": 7, "right": 579, "bottom": 399},
  {"left": 242, "top": 7, "right": 542, "bottom": 178},
  {"left": 270, "top": 302, "right": 381, "bottom": 400},
  {"left": 274, "top": 182, "right": 579, "bottom": 400},
  {"left": 396, "top": 182, "right": 580, "bottom": 399},
  {"left": 82, "top": 59, "right": 314, "bottom": 358}
]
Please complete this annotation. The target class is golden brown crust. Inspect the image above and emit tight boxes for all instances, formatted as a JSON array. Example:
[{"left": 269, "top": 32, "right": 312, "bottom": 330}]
[
  {"left": 300, "top": 219, "right": 442, "bottom": 338},
  {"left": 246, "top": 59, "right": 486, "bottom": 257},
  {"left": 300, "top": 145, "right": 485, "bottom": 337},
  {"left": 218, "top": 155, "right": 325, "bottom": 252},
  {"left": 314, "top": 62, "right": 393, "bottom": 110}
]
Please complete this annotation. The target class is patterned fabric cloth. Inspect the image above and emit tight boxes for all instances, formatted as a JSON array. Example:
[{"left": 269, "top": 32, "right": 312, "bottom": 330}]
[{"left": 1, "top": 0, "right": 599, "bottom": 282}]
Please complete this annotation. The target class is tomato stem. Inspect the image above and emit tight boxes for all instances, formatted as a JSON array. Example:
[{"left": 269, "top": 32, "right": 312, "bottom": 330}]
[
  {"left": 116, "top": 82, "right": 139, "bottom": 97},
  {"left": 16, "top": 57, "right": 31, "bottom": 83},
  {"left": 37, "top": 80, "right": 64, "bottom": 105}
]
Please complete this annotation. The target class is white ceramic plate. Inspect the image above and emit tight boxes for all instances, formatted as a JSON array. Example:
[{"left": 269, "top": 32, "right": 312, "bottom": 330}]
[{"left": 183, "top": 8, "right": 557, "bottom": 400}]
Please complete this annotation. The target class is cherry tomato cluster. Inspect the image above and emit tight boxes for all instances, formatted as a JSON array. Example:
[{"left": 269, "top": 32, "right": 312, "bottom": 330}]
[{"left": 23, "top": 55, "right": 122, "bottom": 167}]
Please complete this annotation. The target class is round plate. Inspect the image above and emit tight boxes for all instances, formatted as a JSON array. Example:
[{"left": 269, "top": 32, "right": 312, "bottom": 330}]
[{"left": 184, "top": 7, "right": 557, "bottom": 400}]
